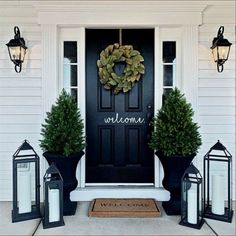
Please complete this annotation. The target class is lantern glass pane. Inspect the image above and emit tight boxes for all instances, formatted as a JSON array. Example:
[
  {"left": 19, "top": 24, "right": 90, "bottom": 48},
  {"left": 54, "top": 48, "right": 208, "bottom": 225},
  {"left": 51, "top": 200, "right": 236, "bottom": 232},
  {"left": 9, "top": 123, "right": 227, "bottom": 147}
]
[
  {"left": 9, "top": 46, "right": 21, "bottom": 61},
  {"left": 212, "top": 47, "right": 218, "bottom": 62},
  {"left": 9, "top": 46, "right": 26, "bottom": 62},
  {"left": 208, "top": 159, "right": 228, "bottom": 215},
  {"left": 218, "top": 46, "right": 230, "bottom": 60},
  {"left": 16, "top": 161, "right": 36, "bottom": 214},
  {"left": 48, "top": 184, "right": 60, "bottom": 223},
  {"left": 20, "top": 47, "right": 26, "bottom": 62}
]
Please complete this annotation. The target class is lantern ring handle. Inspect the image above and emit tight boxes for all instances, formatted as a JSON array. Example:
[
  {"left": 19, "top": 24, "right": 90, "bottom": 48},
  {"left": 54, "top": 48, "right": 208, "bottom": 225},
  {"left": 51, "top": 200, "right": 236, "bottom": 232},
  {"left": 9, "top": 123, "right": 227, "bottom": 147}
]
[
  {"left": 14, "top": 26, "right": 21, "bottom": 39},
  {"left": 15, "top": 64, "right": 22, "bottom": 73},
  {"left": 217, "top": 26, "right": 224, "bottom": 38},
  {"left": 217, "top": 63, "right": 224, "bottom": 73}
]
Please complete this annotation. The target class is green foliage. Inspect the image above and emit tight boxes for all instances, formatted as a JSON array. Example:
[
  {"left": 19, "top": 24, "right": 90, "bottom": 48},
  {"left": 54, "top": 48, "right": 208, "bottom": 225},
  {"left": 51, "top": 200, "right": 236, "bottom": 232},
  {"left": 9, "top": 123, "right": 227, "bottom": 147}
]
[
  {"left": 149, "top": 88, "right": 201, "bottom": 156},
  {"left": 97, "top": 43, "right": 145, "bottom": 94},
  {"left": 40, "top": 89, "right": 86, "bottom": 156}
]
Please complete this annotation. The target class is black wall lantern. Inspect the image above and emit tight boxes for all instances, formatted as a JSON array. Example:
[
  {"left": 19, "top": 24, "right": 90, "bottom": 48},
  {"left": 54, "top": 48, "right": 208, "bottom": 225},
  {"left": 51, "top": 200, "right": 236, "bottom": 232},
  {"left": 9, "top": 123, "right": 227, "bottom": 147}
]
[
  {"left": 179, "top": 164, "right": 204, "bottom": 229},
  {"left": 12, "top": 140, "right": 41, "bottom": 222},
  {"left": 211, "top": 26, "right": 232, "bottom": 72},
  {"left": 6, "top": 26, "right": 27, "bottom": 73},
  {"left": 43, "top": 163, "right": 64, "bottom": 229},
  {"left": 203, "top": 140, "right": 233, "bottom": 222}
]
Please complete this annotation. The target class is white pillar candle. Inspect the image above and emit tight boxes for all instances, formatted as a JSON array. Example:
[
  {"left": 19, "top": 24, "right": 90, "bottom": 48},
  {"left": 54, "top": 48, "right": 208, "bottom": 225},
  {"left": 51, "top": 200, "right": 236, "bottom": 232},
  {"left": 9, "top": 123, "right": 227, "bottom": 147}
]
[
  {"left": 212, "top": 174, "right": 225, "bottom": 215},
  {"left": 18, "top": 172, "right": 31, "bottom": 214},
  {"left": 187, "top": 189, "right": 197, "bottom": 224},
  {"left": 49, "top": 188, "right": 60, "bottom": 222}
]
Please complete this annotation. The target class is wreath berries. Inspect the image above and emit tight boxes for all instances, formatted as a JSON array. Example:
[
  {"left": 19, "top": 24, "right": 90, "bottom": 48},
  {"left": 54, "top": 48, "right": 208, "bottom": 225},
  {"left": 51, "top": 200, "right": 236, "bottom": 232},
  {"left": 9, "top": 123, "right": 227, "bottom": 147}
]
[{"left": 97, "top": 43, "right": 145, "bottom": 94}]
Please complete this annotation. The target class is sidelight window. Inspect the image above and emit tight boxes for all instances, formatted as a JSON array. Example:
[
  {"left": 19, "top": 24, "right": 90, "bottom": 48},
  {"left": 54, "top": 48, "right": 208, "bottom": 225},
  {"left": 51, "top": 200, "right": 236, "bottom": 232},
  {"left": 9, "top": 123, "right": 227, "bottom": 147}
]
[
  {"left": 63, "top": 41, "right": 78, "bottom": 102},
  {"left": 162, "top": 41, "right": 176, "bottom": 102}
]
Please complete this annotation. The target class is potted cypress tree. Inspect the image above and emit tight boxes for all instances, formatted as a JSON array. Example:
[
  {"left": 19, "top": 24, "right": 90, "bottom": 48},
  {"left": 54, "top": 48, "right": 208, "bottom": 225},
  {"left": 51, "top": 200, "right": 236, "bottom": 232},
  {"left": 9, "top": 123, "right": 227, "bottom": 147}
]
[
  {"left": 40, "top": 89, "right": 86, "bottom": 216},
  {"left": 149, "top": 88, "right": 201, "bottom": 215}
]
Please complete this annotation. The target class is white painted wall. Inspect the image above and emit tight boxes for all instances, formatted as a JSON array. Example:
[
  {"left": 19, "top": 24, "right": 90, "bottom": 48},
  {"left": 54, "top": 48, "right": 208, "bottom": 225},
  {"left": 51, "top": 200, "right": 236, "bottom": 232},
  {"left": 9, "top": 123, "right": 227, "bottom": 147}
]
[
  {"left": 198, "top": 5, "right": 235, "bottom": 198},
  {"left": 0, "top": 6, "right": 42, "bottom": 200},
  {"left": 0, "top": 1, "right": 235, "bottom": 201}
]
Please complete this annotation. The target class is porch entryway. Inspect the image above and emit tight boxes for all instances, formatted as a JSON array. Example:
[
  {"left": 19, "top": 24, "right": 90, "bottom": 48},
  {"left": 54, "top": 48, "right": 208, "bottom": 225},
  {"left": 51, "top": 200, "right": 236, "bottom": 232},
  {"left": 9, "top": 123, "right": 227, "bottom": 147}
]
[{"left": 85, "top": 29, "right": 154, "bottom": 184}]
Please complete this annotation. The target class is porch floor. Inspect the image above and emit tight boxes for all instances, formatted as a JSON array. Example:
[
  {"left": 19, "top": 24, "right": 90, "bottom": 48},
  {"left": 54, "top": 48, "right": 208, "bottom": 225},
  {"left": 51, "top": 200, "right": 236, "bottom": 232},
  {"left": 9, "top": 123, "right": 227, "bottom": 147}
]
[{"left": 0, "top": 202, "right": 235, "bottom": 236}]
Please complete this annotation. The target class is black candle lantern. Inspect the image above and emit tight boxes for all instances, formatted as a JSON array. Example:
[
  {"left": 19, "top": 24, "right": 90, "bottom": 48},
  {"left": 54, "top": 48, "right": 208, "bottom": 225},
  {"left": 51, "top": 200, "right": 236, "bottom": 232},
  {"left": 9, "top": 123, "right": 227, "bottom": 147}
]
[
  {"left": 179, "top": 164, "right": 204, "bottom": 229},
  {"left": 203, "top": 140, "right": 233, "bottom": 222},
  {"left": 6, "top": 26, "right": 27, "bottom": 73},
  {"left": 43, "top": 163, "right": 64, "bottom": 229},
  {"left": 12, "top": 140, "right": 41, "bottom": 222}
]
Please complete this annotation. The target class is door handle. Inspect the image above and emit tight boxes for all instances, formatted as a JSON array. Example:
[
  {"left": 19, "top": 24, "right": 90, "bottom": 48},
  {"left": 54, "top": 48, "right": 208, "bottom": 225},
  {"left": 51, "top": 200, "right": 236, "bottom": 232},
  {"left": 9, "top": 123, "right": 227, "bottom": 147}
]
[{"left": 146, "top": 112, "right": 153, "bottom": 141}]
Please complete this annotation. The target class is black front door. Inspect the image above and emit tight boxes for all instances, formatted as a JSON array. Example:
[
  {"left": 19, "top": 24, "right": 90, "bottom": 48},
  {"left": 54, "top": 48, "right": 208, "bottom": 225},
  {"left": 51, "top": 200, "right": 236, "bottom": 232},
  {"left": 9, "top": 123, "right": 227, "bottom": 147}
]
[{"left": 86, "top": 29, "right": 154, "bottom": 183}]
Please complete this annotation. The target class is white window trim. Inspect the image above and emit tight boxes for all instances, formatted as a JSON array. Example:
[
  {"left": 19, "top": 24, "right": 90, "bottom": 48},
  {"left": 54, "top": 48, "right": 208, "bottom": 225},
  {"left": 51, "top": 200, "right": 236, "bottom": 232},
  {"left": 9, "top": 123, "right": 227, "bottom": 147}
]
[{"left": 40, "top": 1, "right": 201, "bottom": 200}]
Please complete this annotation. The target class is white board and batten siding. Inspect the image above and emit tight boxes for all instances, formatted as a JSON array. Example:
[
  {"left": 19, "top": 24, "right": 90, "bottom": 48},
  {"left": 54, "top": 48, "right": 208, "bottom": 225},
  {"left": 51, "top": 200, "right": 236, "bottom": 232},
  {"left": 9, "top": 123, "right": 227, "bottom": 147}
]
[
  {"left": 198, "top": 5, "right": 236, "bottom": 198},
  {"left": 0, "top": 6, "right": 42, "bottom": 201},
  {"left": 0, "top": 1, "right": 235, "bottom": 201}
]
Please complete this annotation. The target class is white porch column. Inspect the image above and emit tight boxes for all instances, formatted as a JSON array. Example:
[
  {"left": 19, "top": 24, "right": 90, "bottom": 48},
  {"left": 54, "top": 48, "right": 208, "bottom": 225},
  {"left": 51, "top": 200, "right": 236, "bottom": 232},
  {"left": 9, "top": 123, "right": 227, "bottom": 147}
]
[
  {"left": 182, "top": 25, "right": 199, "bottom": 117},
  {"left": 182, "top": 25, "right": 199, "bottom": 167},
  {"left": 41, "top": 24, "right": 59, "bottom": 177}
]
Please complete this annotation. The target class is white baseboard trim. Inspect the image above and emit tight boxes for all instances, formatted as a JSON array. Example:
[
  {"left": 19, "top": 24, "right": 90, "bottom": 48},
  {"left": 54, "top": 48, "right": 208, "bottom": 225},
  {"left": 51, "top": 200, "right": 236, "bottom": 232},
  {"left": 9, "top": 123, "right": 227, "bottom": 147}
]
[{"left": 70, "top": 187, "right": 170, "bottom": 201}]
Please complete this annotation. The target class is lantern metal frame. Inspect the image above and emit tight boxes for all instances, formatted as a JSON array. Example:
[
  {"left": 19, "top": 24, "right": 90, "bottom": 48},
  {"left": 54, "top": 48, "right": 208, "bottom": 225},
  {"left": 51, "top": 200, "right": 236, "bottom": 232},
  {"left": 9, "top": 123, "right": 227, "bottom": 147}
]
[
  {"left": 203, "top": 140, "right": 233, "bottom": 222},
  {"left": 179, "top": 164, "right": 204, "bottom": 229},
  {"left": 12, "top": 140, "right": 41, "bottom": 222},
  {"left": 211, "top": 26, "right": 232, "bottom": 73},
  {"left": 6, "top": 26, "right": 27, "bottom": 73},
  {"left": 43, "top": 163, "right": 64, "bottom": 229}
]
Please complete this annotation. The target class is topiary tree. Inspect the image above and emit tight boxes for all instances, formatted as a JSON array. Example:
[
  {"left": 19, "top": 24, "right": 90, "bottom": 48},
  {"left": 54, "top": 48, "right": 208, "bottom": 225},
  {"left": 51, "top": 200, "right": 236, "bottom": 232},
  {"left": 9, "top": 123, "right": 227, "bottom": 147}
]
[
  {"left": 40, "top": 89, "right": 86, "bottom": 156},
  {"left": 149, "top": 87, "right": 201, "bottom": 156}
]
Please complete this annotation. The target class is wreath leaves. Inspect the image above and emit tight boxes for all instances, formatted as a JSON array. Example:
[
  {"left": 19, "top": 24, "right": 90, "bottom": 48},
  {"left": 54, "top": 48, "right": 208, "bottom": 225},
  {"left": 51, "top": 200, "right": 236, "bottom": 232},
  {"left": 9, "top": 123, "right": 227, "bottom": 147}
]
[{"left": 97, "top": 43, "right": 145, "bottom": 94}]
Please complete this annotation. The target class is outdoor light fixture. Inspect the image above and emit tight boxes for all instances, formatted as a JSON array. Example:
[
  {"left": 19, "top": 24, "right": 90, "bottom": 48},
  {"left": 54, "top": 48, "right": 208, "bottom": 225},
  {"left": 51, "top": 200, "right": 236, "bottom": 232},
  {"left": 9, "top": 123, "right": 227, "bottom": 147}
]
[
  {"left": 43, "top": 163, "right": 64, "bottom": 229},
  {"left": 211, "top": 26, "right": 232, "bottom": 72},
  {"left": 203, "top": 140, "right": 233, "bottom": 222},
  {"left": 179, "top": 164, "right": 204, "bottom": 229},
  {"left": 12, "top": 140, "right": 41, "bottom": 222},
  {"left": 6, "top": 26, "right": 27, "bottom": 73}
]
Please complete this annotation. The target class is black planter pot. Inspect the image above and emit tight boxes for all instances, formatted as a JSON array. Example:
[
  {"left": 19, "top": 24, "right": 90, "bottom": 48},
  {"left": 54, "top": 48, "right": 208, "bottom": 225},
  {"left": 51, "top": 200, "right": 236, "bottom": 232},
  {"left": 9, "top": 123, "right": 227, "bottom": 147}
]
[
  {"left": 43, "top": 151, "right": 84, "bottom": 216},
  {"left": 156, "top": 151, "right": 195, "bottom": 215}
]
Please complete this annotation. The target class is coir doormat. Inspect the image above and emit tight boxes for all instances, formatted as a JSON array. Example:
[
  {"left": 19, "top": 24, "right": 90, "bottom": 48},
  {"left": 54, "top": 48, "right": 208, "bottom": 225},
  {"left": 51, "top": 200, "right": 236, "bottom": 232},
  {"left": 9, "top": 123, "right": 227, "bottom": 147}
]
[{"left": 88, "top": 198, "right": 161, "bottom": 217}]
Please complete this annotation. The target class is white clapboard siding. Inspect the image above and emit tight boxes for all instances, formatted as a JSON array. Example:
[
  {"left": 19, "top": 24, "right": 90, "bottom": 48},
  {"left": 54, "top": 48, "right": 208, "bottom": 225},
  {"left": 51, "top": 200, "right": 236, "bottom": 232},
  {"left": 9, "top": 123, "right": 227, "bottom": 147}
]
[
  {"left": 0, "top": 78, "right": 41, "bottom": 88},
  {"left": 198, "top": 5, "right": 235, "bottom": 198},
  {"left": 0, "top": 59, "right": 41, "bottom": 69},
  {"left": 0, "top": 114, "right": 42, "bottom": 124},
  {"left": 0, "top": 9, "right": 42, "bottom": 200},
  {"left": 199, "top": 115, "right": 235, "bottom": 125},
  {"left": 199, "top": 78, "right": 235, "bottom": 88},
  {"left": 0, "top": 134, "right": 41, "bottom": 146},
  {"left": 199, "top": 105, "right": 235, "bottom": 116}
]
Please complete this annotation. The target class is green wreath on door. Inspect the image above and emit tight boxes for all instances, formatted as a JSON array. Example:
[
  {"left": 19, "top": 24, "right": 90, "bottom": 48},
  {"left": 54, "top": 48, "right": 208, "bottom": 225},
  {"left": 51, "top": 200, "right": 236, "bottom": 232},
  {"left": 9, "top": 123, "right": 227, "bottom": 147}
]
[{"left": 97, "top": 43, "right": 145, "bottom": 95}]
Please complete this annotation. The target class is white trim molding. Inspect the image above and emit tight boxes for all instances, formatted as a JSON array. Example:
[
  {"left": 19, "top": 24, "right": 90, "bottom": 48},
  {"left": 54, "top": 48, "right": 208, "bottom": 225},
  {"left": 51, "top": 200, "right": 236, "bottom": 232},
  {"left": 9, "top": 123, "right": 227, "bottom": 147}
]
[
  {"left": 38, "top": 1, "right": 205, "bottom": 201},
  {"left": 71, "top": 186, "right": 170, "bottom": 202},
  {"left": 36, "top": 1, "right": 206, "bottom": 26}
]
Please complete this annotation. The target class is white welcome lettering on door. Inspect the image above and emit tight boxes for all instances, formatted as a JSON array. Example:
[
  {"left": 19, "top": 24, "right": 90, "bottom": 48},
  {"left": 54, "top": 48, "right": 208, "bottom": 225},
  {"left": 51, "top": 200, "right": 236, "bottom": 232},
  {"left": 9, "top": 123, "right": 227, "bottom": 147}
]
[{"left": 104, "top": 113, "right": 145, "bottom": 124}]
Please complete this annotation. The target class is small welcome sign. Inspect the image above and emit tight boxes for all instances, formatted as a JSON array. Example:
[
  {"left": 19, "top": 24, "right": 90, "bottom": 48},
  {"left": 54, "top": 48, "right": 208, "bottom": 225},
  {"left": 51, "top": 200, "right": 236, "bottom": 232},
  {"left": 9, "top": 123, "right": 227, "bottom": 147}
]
[{"left": 104, "top": 113, "right": 145, "bottom": 124}]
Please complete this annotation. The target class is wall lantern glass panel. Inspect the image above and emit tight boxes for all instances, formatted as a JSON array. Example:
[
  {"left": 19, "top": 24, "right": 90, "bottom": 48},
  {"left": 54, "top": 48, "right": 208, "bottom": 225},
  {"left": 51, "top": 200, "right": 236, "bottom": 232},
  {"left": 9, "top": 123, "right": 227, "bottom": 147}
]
[{"left": 12, "top": 140, "right": 41, "bottom": 222}]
